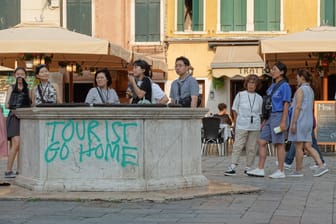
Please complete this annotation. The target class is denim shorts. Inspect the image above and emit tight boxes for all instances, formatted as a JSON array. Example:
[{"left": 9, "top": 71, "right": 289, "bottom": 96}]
[{"left": 259, "top": 112, "right": 287, "bottom": 144}]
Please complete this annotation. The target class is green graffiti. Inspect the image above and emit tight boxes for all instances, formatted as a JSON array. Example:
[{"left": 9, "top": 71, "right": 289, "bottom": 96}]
[{"left": 44, "top": 120, "right": 138, "bottom": 168}]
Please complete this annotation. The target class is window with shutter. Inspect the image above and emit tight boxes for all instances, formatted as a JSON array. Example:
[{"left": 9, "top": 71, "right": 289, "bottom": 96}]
[
  {"left": 135, "top": 0, "right": 160, "bottom": 42},
  {"left": 0, "top": 0, "right": 20, "bottom": 30},
  {"left": 220, "top": 0, "right": 246, "bottom": 31},
  {"left": 67, "top": 0, "right": 92, "bottom": 36},
  {"left": 254, "top": 0, "right": 280, "bottom": 31},
  {"left": 321, "top": 0, "right": 336, "bottom": 26},
  {"left": 176, "top": 0, "right": 204, "bottom": 32}
]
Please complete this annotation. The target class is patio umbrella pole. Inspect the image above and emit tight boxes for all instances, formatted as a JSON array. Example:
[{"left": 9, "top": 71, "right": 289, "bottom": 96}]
[{"left": 69, "top": 71, "right": 73, "bottom": 103}]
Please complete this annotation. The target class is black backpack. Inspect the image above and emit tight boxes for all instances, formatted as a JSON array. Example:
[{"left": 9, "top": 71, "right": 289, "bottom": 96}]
[{"left": 261, "top": 80, "right": 286, "bottom": 120}]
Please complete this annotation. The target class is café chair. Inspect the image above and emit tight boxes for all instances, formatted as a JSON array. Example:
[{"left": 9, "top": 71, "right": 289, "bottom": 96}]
[{"left": 201, "top": 117, "right": 223, "bottom": 156}]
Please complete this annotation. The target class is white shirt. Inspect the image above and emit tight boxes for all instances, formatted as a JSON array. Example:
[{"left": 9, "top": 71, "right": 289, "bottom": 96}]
[
  {"left": 151, "top": 82, "right": 165, "bottom": 104},
  {"left": 232, "top": 90, "right": 263, "bottom": 131}
]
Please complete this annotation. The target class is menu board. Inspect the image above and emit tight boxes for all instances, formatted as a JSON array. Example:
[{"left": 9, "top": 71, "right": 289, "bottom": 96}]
[{"left": 314, "top": 101, "right": 336, "bottom": 144}]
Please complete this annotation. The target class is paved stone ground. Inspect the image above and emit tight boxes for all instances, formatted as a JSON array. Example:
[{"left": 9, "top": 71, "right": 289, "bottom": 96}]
[{"left": 0, "top": 154, "right": 335, "bottom": 224}]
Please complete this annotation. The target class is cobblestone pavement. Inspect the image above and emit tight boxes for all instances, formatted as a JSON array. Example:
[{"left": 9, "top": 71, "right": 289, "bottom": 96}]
[{"left": 0, "top": 154, "right": 335, "bottom": 224}]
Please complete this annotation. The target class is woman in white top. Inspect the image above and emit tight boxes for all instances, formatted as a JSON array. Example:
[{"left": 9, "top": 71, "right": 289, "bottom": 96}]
[
  {"left": 85, "top": 69, "right": 120, "bottom": 104},
  {"left": 224, "top": 74, "right": 263, "bottom": 176}
]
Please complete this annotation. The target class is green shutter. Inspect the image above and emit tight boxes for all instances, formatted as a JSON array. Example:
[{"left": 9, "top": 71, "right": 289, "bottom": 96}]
[
  {"left": 221, "top": 0, "right": 246, "bottom": 31},
  {"left": 220, "top": 0, "right": 234, "bottom": 31},
  {"left": 192, "top": 0, "right": 204, "bottom": 31},
  {"left": 334, "top": 0, "right": 336, "bottom": 25},
  {"left": 0, "top": 0, "right": 20, "bottom": 30},
  {"left": 267, "top": 0, "right": 280, "bottom": 30},
  {"left": 135, "top": 0, "right": 160, "bottom": 42},
  {"left": 234, "top": 0, "right": 246, "bottom": 31},
  {"left": 254, "top": 0, "right": 267, "bottom": 31},
  {"left": 135, "top": 0, "right": 148, "bottom": 41},
  {"left": 67, "top": 0, "right": 92, "bottom": 36},
  {"left": 80, "top": 0, "right": 92, "bottom": 36},
  {"left": 177, "top": 0, "right": 185, "bottom": 31},
  {"left": 322, "top": 0, "right": 335, "bottom": 25},
  {"left": 148, "top": 0, "right": 160, "bottom": 41},
  {"left": 320, "top": 0, "right": 326, "bottom": 24},
  {"left": 254, "top": 0, "right": 279, "bottom": 31}
]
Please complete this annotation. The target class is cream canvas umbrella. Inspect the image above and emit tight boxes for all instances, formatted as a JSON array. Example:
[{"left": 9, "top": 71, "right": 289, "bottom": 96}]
[
  {"left": 0, "top": 22, "right": 131, "bottom": 69},
  {"left": 0, "top": 66, "right": 13, "bottom": 71},
  {"left": 260, "top": 25, "right": 336, "bottom": 100},
  {"left": 260, "top": 26, "right": 336, "bottom": 54},
  {"left": 0, "top": 22, "right": 132, "bottom": 102}
]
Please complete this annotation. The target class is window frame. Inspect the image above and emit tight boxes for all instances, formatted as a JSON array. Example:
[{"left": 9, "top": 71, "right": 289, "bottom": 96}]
[
  {"left": 131, "top": 0, "right": 164, "bottom": 44},
  {"left": 130, "top": 0, "right": 164, "bottom": 45},
  {"left": 174, "top": 0, "right": 207, "bottom": 34}
]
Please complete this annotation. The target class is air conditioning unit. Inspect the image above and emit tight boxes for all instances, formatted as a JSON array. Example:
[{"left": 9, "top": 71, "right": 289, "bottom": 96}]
[{"left": 50, "top": 0, "right": 60, "bottom": 8}]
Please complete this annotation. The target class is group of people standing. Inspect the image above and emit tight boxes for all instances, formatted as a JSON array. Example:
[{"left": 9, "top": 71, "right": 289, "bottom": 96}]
[
  {"left": 224, "top": 61, "right": 328, "bottom": 178},
  {"left": 85, "top": 56, "right": 199, "bottom": 107},
  {"left": 3, "top": 65, "right": 62, "bottom": 178},
  {"left": 2, "top": 56, "right": 200, "bottom": 178}
]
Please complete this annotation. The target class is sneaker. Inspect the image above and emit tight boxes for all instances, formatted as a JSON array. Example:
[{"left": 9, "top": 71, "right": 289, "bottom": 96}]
[
  {"left": 276, "top": 161, "right": 292, "bottom": 170},
  {"left": 243, "top": 167, "right": 251, "bottom": 176},
  {"left": 4, "top": 171, "right": 16, "bottom": 178},
  {"left": 312, "top": 167, "right": 329, "bottom": 177},
  {"left": 246, "top": 168, "right": 265, "bottom": 177},
  {"left": 224, "top": 165, "right": 236, "bottom": 176},
  {"left": 284, "top": 163, "right": 292, "bottom": 170},
  {"left": 287, "top": 170, "right": 304, "bottom": 177},
  {"left": 310, "top": 163, "right": 326, "bottom": 170},
  {"left": 269, "top": 170, "right": 286, "bottom": 179}
]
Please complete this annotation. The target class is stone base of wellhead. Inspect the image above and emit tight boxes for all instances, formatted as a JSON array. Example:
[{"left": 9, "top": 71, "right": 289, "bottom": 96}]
[{"left": 0, "top": 180, "right": 260, "bottom": 202}]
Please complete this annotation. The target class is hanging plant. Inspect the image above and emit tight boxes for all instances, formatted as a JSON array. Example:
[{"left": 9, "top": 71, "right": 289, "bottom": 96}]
[
  {"left": 212, "top": 76, "right": 224, "bottom": 90},
  {"left": 313, "top": 52, "right": 336, "bottom": 71}
]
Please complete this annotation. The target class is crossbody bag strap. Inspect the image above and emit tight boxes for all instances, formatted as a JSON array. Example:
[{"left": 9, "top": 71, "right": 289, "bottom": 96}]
[
  {"left": 96, "top": 87, "right": 106, "bottom": 103},
  {"left": 37, "top": 84, "right": 46, "bottom": 104},
  {"left": 270, "top": 79, "right": 286, "bottom": 97}
]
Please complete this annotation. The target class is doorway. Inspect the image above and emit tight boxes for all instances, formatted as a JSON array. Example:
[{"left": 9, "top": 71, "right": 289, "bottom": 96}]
[
  {"left": 73, "top": 83, "right": 93, "bottom": 103},
  {"left": 328, "top": 74, "right": 336, "bottom": 100}
]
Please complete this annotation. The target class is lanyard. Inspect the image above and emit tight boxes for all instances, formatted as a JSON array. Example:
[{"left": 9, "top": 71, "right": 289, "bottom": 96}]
[{"left": 247, "top": 92, "right": 256, "bottom": 123}]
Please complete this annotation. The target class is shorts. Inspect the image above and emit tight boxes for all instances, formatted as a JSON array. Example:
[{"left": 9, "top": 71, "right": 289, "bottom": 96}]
[{"left": 259, "top": 112, "right": 287, "bottom": 144}]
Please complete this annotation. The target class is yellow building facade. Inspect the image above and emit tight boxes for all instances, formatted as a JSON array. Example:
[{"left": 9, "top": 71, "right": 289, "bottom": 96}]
[{"left": 165, "top": 0, "right": 333, "bottom": 113}]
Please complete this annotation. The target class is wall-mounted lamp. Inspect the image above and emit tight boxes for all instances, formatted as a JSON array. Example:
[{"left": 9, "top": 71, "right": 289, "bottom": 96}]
[
  {"left": 23, "top": 53, "right": 52, "bottom": 69},
  {"left": 66, "top": 63, "right": 77, "bottom": 72},
  {"left": 210, "top": 90, "right": 215, "bottom": 100},
  {"left": 33, "top": 55, "right": 45, "bottom": 66}
]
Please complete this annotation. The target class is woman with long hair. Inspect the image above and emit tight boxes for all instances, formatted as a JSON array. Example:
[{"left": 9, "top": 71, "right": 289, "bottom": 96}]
[
  {"left": 247, "top": 62, "right": 292, "bottom": 178},
  {"left": 287, "top": 69, "right": 328, "bottom": 177},
  {"left": 5, "top": 67, "right": 31, "bottom": 178}
]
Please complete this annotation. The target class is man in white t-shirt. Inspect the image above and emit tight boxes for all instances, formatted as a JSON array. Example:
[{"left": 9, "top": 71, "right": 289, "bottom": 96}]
[
  {"left": 126, "top": 79, "right": 169, "bottom": 104},
  {"left": 152, "top": 82, "right": 169, "bottom": 104}
]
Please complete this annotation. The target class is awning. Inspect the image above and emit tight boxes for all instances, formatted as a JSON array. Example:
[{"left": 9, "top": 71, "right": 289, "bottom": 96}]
[{"left": 211, "top": 46, "right": 264, "bottom": 78}]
